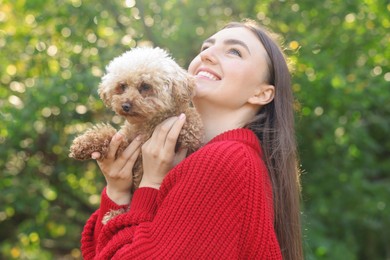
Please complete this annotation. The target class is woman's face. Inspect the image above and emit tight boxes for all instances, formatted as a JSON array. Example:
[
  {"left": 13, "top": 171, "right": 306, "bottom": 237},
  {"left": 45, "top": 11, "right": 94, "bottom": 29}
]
[{"left": 188, "top": 27, "right": 270, "bottom": 111}]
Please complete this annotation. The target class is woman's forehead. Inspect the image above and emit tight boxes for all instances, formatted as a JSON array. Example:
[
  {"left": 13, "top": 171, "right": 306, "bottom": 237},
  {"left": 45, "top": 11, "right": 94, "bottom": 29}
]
[
  {"left": 211, "top": 28, "right": 265, "bottom": 48},
  {"left": 208, "top": 27, "right": 268, "bottom": 58}
]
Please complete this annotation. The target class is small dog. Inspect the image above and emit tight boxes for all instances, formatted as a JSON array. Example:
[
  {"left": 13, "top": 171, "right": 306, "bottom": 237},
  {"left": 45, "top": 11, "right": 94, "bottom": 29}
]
[{"left": 69, "top": 47, "right": 203, "bottom": 191}]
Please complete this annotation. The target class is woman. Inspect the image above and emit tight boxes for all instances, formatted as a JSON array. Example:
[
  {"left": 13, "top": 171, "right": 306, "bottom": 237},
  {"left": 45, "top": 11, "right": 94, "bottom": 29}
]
[{"left": 81, "top": 20, "right": 303, "bottom": 259}]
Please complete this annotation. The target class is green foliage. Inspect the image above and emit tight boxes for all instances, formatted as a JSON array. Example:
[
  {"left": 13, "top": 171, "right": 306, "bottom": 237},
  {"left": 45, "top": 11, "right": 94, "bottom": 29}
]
[{"left": 0, "top": 0, "right": 389, "bottom": 259}]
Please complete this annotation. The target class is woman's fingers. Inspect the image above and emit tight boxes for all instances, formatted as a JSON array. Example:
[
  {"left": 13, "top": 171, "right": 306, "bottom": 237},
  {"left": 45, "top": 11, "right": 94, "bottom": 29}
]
[
  {"left": 150, "top": 114, "right": 186, "bottom": 149},
  {"left": 165, "top": 113, "right": 186, "bottom": 150},
  {"left": 120, "top": 146, "right": 141, "bottom": 177},
  {"left": 95, "top": 158, "right": 106, "bottom": 174},
  {"left": 151, "top": 116, "right": 179, "bottom": 147},
  {"left": 91, "top": 152, "right": 101, "bottom": 160},
  {"left": 107, "top": 133, "right": 123, "bottom": 159},
  {"left": 139, "top": 114, "right": 187, "bottom": 189},
  {"left": 94, "top": 135, "right": 142, "bottom": 179},
  {"left": 120, "top": 136, "right": 142, "bottom": 159},
  {"left": 97, "top": 114, "right": 185, "bottom": 185},
  {"left": 116, "top": 136, "right": 142, "bottom": 177}
]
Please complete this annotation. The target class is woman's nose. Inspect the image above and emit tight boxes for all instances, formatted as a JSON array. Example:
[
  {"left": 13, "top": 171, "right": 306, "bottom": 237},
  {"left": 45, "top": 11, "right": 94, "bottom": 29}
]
[{"left": 200, "top": 47, "right": 217, "bottom": 64}]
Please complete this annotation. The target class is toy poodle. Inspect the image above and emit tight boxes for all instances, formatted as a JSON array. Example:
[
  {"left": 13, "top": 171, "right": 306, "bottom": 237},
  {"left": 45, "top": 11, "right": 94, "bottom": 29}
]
[{"left": 69, "top": 47, "right": 203, "bottom": 191}]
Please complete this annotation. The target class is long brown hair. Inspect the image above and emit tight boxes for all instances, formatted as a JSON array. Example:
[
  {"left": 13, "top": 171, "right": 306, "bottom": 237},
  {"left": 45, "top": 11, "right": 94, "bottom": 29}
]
[{"left": 224, "top": 21, "right": 303, "bottom": 260}]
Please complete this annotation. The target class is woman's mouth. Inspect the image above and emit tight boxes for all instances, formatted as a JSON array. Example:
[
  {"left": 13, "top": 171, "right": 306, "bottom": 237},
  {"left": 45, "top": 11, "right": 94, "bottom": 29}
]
[{"left": 195, "top": 69, "right": 221, "bottom": 81}]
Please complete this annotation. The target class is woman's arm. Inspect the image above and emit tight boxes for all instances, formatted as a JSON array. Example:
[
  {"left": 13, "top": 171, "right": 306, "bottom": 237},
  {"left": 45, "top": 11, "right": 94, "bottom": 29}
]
[
  {"left": 80, "top": 132, "right": 142, "bottom": 259},
  {"left": 81, "top": 187, "right": 130, "bottom": 259}
]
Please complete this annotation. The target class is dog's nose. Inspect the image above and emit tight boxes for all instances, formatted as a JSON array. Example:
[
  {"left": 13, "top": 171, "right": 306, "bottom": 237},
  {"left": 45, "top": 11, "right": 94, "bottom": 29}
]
[{"left": 122, "top": 102, "right": 132, "bottom": 112}]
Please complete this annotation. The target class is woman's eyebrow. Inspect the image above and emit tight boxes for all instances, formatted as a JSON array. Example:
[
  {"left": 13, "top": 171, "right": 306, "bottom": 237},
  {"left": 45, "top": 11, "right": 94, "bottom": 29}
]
[
  {"left": 224, "top": 39, "right": 251, "bottom": 54},
  {"left": 203, "top": 38, "right": 215, "bottom": 45},
  {"left": 202, "top": 38, "right": 251, "bottom": 54}
]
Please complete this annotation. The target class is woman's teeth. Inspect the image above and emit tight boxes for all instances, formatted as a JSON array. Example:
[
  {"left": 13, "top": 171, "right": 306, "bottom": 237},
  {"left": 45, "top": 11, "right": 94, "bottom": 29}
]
[{"left": 197, "top": 71, "right": 219, "bottom": 81}]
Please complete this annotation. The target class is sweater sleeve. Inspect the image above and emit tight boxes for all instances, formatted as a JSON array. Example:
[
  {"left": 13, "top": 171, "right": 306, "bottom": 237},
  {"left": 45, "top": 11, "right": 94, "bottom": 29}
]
[
  {"left": 80, "top": 187, "right": 132, "bottom": 260},
  {"left": 81, "top": 141, "right": 279, "bottom": 259}
]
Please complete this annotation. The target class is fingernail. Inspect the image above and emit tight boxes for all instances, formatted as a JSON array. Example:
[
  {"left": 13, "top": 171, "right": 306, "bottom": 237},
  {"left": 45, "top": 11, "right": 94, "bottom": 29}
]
[
  {"left": 179, "top": 113, "right": 186, "bottom": 120},
  {"left": 115, "top": 133, "right": 123, "bottom": 141},
  {"left": 136, "top": 135, "right": 141, "bottom": 141},
  {"left": 91, "top": 154, "right": 97, "bottom": 159}
]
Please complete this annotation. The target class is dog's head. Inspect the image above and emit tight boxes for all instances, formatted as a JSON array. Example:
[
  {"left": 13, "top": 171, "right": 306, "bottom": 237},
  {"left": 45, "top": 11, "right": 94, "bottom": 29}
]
[{"left": 98, "top": 47, "right": 195, "bottom": 123}]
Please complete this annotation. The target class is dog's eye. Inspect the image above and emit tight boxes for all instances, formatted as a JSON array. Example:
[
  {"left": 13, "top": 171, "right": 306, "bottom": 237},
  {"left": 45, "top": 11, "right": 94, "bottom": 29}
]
[
  {"left": 119, "top": 82, "right": 127, "bottom": 92},
  {"left": 139, "top": 83, "right": 153, "bottom": 95},
  {"left": 116, "top": 82, "right": 128, "bottom": 94}
]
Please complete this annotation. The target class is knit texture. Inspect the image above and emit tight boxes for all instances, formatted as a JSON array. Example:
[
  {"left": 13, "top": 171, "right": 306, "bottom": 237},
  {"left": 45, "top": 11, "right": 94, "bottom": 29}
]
[{"left": 81, "top": 128, "right": 282, "bottom": 259}]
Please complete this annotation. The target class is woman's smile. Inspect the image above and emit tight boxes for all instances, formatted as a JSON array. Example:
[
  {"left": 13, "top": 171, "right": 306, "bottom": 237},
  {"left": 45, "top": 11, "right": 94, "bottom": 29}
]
[{"left": 195, "top": 69, "right": 221, "bottom": 81}]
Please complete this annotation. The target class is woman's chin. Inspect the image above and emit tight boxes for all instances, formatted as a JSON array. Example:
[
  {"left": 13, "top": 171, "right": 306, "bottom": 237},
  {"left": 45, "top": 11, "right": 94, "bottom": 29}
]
[{"left": 194, "top": 83, "right": 211, "bottom": 97}]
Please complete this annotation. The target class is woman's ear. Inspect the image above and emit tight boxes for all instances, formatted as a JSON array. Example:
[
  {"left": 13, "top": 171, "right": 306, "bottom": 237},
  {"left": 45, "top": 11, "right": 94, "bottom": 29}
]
[{"left": 248, "top": 84, "right": 275, "bottom": 106}]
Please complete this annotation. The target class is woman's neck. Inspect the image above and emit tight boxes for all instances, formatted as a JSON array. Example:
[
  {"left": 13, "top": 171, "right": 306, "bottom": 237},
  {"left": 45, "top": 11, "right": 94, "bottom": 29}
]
[{"left": 198, "top": 106, "right": 257, "bottom": 143}]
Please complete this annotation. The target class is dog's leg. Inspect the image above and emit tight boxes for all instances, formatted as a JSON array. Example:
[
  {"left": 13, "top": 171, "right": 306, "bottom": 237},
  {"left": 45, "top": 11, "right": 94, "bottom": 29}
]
[{"left": 69, "top": 123, "right": 128, "bottom": 160}]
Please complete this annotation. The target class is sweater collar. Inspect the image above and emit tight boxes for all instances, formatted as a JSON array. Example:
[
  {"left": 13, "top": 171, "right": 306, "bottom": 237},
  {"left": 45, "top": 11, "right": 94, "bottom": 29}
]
[{"left": 208, "top": 128, "right": 263, "bottom": 156}]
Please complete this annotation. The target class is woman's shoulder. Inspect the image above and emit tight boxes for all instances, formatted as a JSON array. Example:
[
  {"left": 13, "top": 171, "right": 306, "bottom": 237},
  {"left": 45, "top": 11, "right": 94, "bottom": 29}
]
[
  {"left": 180, "top": 129, "right": 265, "bottom": 177},
  {"left": 161, "top": 129, "right": 265, "bottom": 187},
  {"left": 194, "top": 128, "right": 262, "bottom": 161},
  {"left": 159, "top": 138, "right": 254, "bottom": 200},
  {"left": 194, "top": 138, "right": 255, "bottom": 162},
  {"left": 158, "top": 129, "right": 270, "bottom": 206},
  {"left": 159, "top": 128, "right": 269, "bottom": 199}
]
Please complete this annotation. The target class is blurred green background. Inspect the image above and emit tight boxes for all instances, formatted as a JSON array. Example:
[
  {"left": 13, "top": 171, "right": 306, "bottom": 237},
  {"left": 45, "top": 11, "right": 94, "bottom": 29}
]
[{"left": 1, "top": 0, "right": 389, "bottom": 259}]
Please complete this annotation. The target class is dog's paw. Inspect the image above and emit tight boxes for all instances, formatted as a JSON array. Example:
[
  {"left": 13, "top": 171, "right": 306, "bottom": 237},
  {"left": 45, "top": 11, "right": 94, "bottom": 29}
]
[{"left": 69, "top": 123, "right": 117, "bottom": 160}]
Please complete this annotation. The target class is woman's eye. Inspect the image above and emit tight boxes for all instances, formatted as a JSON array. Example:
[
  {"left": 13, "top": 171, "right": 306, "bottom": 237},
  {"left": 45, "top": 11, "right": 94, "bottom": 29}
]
[
  {"left": 200, "top": 45, "right": 209, "bottom": 52},
  {"left": 228, "top": 48, "right": 242, "bottom": 57}
]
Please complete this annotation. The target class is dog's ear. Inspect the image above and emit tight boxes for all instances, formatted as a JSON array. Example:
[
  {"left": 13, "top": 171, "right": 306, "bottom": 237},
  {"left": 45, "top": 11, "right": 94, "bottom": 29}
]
[
  {"left": 98, "top": 82, "right": 111, "bottom": 108},
  {"left": 171, "top": 71, "right": 196, "bottom": 105}
]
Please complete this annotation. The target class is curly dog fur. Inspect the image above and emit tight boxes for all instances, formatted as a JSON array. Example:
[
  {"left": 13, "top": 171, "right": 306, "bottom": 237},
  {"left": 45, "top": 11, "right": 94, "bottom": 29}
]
[{"left": 69, "top": 47, "right": 203, "bottom": 191}]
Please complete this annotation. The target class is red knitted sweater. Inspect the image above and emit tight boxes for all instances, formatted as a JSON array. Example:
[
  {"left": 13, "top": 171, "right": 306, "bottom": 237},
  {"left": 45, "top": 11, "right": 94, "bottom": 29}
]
[{"left": 81, "top": 128, "right": 282, "bottom": 259}]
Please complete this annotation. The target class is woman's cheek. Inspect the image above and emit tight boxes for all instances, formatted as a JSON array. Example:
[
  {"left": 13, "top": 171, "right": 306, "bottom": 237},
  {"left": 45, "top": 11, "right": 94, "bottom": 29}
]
[{"left": 187, "top": 56, "right": 200, "bottom": 75}]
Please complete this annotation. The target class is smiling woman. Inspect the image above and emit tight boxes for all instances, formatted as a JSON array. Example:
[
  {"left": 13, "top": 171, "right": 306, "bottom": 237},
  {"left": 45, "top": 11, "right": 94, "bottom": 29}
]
[
  {"left": 80, "top": 20, "right": 302, "bottom": 260},
  {"left": 188, "top": 26, "right": 274, "bottom": 131}
]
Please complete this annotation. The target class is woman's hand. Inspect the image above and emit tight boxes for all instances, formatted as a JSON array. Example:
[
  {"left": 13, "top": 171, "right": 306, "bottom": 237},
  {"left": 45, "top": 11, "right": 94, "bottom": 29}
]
[
  {"left": 91, "top": 133, "right": 142, "bottom": 205},
  {"left": 139, "top": 114, "right": 188, "bottom": 189}
]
